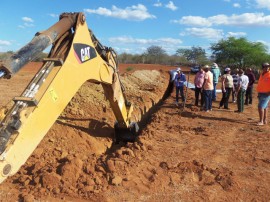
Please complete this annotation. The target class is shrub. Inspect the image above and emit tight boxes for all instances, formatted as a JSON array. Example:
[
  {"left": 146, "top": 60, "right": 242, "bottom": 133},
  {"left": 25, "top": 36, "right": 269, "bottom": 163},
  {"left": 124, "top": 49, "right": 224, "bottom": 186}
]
[{"left": 126, "top": 66, "right": 134, "bottom": 72}]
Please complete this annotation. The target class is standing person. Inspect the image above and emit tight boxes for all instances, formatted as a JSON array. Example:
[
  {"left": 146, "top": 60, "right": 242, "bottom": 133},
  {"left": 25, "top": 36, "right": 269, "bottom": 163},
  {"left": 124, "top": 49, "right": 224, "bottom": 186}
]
[
  {"left": 203, "top": 65, "right": 214, "bottom": 112},
  {"left": 174, "top": 67, "right": 186, "bottom": 106},
  {"left": 219, "top": 67, "right": 234, "bottom": 109},
  {"left": 194, "top": 67, "right": 205, "bottom": 107},
  {"left": 245, "top": 68, "right": 256, "bottom": 105},
  {"left": 235, "top": 69, "right": 249, "bottom": 113},
  {"left": 257, "top": 63, "right": 270, "bottom": 126},
  {"left": 232, "top": 68, "right": 239, "bottom": 102},
  {"left": 211, "top": 63, "right": 221, "bottom": 101}
]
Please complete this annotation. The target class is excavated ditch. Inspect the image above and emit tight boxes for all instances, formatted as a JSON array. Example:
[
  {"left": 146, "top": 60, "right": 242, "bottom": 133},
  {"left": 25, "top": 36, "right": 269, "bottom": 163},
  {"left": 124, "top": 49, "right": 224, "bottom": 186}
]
[{"left": 0, "top": 65, "right": 171, "bottom": 201}]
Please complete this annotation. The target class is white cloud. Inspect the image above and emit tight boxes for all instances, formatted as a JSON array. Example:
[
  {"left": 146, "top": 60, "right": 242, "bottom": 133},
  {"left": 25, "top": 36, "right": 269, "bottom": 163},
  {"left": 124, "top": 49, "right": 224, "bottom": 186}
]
[
  {"left": 181, "top": 28, "right": 224, "bottom": 40},
  {"left": 153, "top": 0, "right": 162, "bottom": 7},
  {"left": 256, "top": 0, "right": 270, "bottom": 10},
  {"left": 0, "top": 40, "right": 11, "bottom": 46},
  {"left": 48, "top": 13, "right": 58, "bottom": 18},
  {"left": 84, "top": 4, "right": 156, "bottom": 21},
  {"left": 227, "top": 32, "right": 247, "bottom": 37},
  {"left": 165, "top": 1, "right": 178, "bottom": 11},
  {"left": 182, "top": 29, "right": 247, "bottom": 42},
  {"left": 233, "top": 3, "right": 241, "bottom": 8},
  {"left": 173, "top": 13, "right": 270, "bottom": 27},
  {"left": 109, "top": 36, "right": 182, "bottom": 45},
  {"left": 211, "top": 13, "right": 270, "bottom": 26},
  {"left": 172, "top": 16, "right": 212, "bottom": 27},
  {"left": 23, "top": 23, "right": 34, "bottom": 27},
  {"left": 257, "top": 39, "right": 268, "bottom": 45},
  {"left": 20, "top": 17, "right": 34, "bottom": 28},
  {"left": 108, "top": 36, "right": 182, "bottom": 54},
  {"left": 113, "top": 46, "right": 147, "bottom": 54},
  {"left": 256, "top": 40, "right": 270, "bottom": 51},
  {"left": 22, "top": 17, "right": 34, "bottom": 23}
]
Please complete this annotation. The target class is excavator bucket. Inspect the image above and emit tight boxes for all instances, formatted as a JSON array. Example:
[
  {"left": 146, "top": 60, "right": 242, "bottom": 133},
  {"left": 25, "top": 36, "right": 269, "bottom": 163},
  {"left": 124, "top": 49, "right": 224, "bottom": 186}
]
[{"left": 114, "top": 122, "right": 139, "bottom": 143}]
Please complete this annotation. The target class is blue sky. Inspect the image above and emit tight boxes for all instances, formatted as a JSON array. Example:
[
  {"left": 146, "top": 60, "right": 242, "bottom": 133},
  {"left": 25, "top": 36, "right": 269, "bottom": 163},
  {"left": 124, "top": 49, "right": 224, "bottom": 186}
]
[{"left": 1, "top": 0, "right": 270, "bottom": 56}]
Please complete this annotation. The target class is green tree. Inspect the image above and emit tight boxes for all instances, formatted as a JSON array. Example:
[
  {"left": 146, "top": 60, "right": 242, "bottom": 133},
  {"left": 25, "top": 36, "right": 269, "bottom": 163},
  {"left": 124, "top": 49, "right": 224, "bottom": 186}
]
[
  {"left": 176, "top": 46, "right": 208, "bottom": 65},
  {"left": 144, "top": 46, "right": 167, "bottom": 64},
  {"left": 131, "top": 54, "right": 143, "bottom": 64},
  {"left": 118, "top": 53, "right": 134, "bottom": 63},
  {"left": 210, "top": 37, "right": 270, "bottom": 68}
]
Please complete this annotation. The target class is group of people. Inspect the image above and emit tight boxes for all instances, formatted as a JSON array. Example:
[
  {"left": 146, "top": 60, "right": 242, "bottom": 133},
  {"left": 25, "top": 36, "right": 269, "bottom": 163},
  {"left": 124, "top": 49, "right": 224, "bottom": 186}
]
[
  {"left": 215, "top": 67, "right": 252, "bottom": 113},
  {"left": 173, "top": 62, "right": 270, "bottom": 126}
]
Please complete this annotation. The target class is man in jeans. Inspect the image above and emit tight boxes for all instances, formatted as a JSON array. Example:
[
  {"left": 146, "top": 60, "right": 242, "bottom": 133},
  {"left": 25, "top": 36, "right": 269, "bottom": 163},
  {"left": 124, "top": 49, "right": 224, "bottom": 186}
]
[
  {"left": 219, "top": 67, "right": 234, "bottom": 109},
  {"left": 203, "top": 65, "right": 214, "bottom": 112},
  {"left": 174, "top": 67, "right": 186, "bottom": 106},
  {"left": 245, "top": 68, "right": 256, "bottom": 105},
  {"left": 257, "top": 63, "right": 270, "bottom": 126},
  {"left": 235, "top": 69, "right": 249, "bottom": 113}
]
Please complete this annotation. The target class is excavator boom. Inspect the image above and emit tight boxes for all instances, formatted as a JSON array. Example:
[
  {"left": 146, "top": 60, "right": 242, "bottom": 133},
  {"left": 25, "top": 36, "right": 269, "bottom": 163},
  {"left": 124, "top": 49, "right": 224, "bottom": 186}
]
[{"left": 0, "top": 12, "right": 137, "bottom": 184}]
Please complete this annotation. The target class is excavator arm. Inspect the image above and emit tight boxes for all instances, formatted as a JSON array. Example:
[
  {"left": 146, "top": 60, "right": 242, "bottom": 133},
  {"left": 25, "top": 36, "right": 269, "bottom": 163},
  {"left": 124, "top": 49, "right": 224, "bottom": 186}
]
[{"left": 0, "top": 12, "right": 138, "bottom": 184}]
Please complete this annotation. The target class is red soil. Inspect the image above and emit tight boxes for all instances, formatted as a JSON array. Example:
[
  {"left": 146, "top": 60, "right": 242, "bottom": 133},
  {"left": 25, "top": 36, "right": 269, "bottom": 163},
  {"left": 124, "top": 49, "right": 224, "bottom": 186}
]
[{"left": 0, "top": 62, "right": 269, "bottom": 201}]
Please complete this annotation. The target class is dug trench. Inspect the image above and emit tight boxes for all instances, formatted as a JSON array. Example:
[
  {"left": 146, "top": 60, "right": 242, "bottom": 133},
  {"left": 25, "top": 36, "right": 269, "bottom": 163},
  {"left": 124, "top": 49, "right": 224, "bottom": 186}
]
[
  {"left": 0, "top": 63, "right": 270, "bottom": 201},
  {"left": 0, "top": 63, "right": 174, "bottom": 201}
]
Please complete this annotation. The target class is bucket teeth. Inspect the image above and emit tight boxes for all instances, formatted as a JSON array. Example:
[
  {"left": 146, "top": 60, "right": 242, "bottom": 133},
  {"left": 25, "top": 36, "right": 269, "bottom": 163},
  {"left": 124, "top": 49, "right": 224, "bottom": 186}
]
[{"left": 114, "top": 122, "right": 139, "bottom": 143}]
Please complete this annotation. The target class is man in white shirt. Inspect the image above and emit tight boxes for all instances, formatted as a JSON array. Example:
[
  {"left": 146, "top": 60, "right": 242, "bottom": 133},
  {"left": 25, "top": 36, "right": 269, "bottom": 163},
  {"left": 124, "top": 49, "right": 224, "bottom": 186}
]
[{"left": 235, "top": 69, "right": 249, "bottom": 112}]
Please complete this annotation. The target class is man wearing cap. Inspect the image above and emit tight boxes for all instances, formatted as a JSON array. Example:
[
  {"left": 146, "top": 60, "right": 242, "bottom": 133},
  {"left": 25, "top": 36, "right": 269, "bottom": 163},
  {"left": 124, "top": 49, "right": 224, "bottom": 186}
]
[
  {"left": 245, "top": 68, "right": 256, "bottom": 105},
  {"left": 219, "top": 67, "right": 234, "bottom": 109},
  {"left": 257, "top": 63, "right": 270, "bottom": 125},
  {"left": 174, "top": 67, "right": 186, "bottom": 106},
  {"left": 235, "top": 69, "right": 249, "bottom": 113},
  {"left": 211, "top": 63, "right": 221, "bottom": 101},
  {"left": 202, "top": 65, "right": 214, "bottom": 112}
]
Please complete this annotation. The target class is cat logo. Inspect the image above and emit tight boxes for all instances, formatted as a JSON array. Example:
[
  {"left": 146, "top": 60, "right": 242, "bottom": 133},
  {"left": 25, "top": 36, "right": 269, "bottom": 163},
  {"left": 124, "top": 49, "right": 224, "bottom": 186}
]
[{"left": 73, "top": 43, "right": 97, "bottom": 64}]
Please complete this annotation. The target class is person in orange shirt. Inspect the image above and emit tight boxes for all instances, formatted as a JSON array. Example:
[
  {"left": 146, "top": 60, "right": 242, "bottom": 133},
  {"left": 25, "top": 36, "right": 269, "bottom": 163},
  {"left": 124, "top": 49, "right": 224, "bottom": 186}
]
[{"left": 257, "top": 63, "right": 270, "bottom": 126}]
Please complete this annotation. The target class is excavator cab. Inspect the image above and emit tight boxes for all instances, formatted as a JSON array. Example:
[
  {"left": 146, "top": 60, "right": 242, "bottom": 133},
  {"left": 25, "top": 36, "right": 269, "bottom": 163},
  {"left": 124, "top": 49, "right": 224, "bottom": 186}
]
[{"left": 0, "top": 12, "right": 138, "bottom": 183}]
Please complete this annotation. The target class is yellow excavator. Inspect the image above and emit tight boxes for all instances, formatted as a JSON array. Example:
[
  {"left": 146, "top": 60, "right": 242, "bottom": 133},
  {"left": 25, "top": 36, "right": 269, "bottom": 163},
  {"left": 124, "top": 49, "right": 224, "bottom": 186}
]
[{"left": 0, "top": 12, "right": 138, "bottom": 184}]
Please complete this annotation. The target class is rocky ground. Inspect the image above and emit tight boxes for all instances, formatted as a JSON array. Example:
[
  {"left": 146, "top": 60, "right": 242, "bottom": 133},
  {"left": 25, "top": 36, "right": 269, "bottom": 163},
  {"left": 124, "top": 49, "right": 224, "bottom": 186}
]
[{"left": 0, "top": 63, "right": 269, "bottom": 202}]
